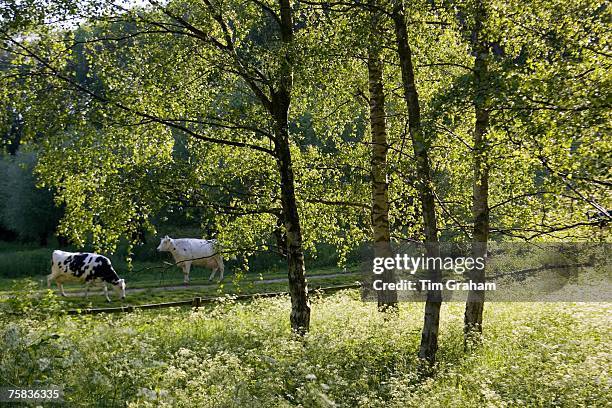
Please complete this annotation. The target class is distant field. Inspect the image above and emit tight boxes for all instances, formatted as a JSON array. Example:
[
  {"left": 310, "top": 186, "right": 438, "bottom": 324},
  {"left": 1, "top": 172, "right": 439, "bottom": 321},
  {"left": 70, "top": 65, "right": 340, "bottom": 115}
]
[{"left": 0, "top": 240, "right": 348, "bottom": 289}]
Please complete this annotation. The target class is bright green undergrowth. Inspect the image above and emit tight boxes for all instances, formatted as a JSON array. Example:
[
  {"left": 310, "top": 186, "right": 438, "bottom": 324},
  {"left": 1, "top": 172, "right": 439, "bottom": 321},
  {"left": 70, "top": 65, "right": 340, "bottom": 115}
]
[{"left": 0, "top": 290, "right": 609, "bottom": 407}]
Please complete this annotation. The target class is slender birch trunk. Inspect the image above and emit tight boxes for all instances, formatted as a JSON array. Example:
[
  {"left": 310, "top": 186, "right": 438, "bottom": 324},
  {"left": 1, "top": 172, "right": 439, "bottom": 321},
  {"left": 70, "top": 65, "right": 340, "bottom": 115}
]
[
  {"left": 392, "top": 1, "right": 441, "bottom": 363},
  {"left": 464, "top": 0, "right": 490, "bottom": 340},
  {"left": 273, "top": 0, "right": 310, "bottom": 333},
  {"left": 368, "top": 3, "right": 398, "bottom": 310}
]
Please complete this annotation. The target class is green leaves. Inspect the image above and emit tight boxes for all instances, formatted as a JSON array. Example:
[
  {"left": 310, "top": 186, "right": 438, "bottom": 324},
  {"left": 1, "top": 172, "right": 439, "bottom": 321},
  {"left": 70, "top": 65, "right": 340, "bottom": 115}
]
[{"left": 1, "top": 0, "right": 608, "bottom": 257}]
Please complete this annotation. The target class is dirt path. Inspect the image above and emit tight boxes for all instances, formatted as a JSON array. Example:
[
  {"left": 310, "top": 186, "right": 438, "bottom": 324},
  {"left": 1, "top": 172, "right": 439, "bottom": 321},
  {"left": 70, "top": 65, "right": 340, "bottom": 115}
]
[{"left": 58, "top": 272, "right": 359, "bottom": 297}]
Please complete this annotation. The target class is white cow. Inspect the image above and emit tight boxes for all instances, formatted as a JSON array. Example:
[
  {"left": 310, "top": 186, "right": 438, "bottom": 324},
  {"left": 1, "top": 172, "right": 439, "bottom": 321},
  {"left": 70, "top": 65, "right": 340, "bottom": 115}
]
[
  {"left": 48, "top": 250, "right": 126, "bottom": 302},
  {"left": 157, "top": 236, "right": 225, "bottom": 284}
]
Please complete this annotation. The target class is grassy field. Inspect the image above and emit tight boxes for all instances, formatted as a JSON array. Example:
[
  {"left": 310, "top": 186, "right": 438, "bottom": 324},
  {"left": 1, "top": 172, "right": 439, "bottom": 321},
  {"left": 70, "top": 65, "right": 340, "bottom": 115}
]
[
  {"left": 1, "top": 265, "right": 360, "bottom": 309},
  {"left": 0, "top": 241, "right": 359, "bottom": 308},
  {"left": 0, "top": 263, "right": 357, "bottom": 291},
  {"left": 1, "top": 243, "right": 609, "bottom": 407},
  {"left": 0, "top": 290, "right": 609, "bottom": 407},
  {"left": 11, "top": 273, "right": 359, "bottom": 309}
]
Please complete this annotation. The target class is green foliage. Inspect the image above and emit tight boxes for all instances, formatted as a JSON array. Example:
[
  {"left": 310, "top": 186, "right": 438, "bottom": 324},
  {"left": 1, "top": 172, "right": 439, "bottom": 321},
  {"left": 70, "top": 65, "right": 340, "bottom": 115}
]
[
  {"left": 0, "top": 292, "right": 609, "bottom": 406},
  {"left": 2, "top": 0, "right": 608, "bottom": 260},
  {"left": 0, "top": 278, "right": 65, "bottom": 318},
  {"left": 0, "top": 152, "right": 61, "bottom": 243},
  {"left": 429, "top": 0, "right": 611, "bottom": 241},
  {"left": 0, "top": 0, "right": 609, "bottom": 388}
]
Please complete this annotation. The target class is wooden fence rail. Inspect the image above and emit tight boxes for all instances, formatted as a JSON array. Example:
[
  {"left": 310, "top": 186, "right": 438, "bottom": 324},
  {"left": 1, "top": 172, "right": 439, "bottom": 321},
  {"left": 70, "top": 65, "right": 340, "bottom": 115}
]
[{"left": 66, "top": 283, "right": 362, "bottom": 315}]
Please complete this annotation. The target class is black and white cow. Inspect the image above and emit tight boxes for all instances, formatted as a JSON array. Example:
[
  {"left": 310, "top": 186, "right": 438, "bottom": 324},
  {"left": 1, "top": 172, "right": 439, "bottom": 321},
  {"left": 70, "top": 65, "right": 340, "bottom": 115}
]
[{"left": 47, "top": 250, "right": 126, "bottom": 302}]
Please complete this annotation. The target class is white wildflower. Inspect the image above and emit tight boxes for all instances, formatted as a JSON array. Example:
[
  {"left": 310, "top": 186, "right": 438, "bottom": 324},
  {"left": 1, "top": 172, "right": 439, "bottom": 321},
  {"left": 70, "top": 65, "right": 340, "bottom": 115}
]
[{"left": 38, "top": 358, "right": 51, "bottom": 371}]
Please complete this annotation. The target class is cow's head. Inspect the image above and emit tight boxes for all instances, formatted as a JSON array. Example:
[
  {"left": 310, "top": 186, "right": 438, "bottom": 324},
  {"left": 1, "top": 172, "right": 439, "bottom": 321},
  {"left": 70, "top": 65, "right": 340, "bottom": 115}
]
[
  {"left": 114, "top": 278, "right": 126, "bottom": 300},
  {"left": 157, "top": 236, "right": 174, "bottom": 252}
]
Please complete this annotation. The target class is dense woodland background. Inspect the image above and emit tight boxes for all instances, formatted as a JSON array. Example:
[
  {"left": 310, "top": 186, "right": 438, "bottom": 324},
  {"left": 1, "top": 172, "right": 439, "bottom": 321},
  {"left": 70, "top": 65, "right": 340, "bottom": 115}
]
[{"left": 0, "top": 0, "right": 610, "bottom": 401}]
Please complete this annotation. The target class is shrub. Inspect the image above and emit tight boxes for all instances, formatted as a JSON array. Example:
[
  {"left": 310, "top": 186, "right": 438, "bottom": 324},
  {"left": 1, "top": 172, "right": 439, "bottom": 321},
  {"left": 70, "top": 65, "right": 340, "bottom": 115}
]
[{"left": 0, "top": 278, "right": 66, "bottom": 318}]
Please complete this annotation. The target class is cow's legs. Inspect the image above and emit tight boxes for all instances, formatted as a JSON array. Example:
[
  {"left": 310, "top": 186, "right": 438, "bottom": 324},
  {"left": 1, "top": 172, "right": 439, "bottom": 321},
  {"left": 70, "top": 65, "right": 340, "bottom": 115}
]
[
  {"left": 58, "top": 282, "right": 66, "bottom": 297},
  {"left": 182, "top": 262, "right": 191, "bottom": 285},
  {"left": 48, "top": 274, "right": 66, "bottom": 296},
  {"left": 218, "top": 256, "right": 224, "bottom": 281},
  {"left": 48, "top": 268, "right": 65, "bottom": 296},
  {"left": 85, "top": 282, "right": 90, "bottom": 299},
  {"left": 103, "top": 284, "right": 111, "bottom": 302},
  {"left": 209, "top": 257, "right": 224, "bottom": 281}
]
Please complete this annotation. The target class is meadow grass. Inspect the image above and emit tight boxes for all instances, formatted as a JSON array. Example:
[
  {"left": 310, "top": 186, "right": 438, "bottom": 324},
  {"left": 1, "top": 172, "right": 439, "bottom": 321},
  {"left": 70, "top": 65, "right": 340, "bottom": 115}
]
[
  {"left": 0, "top": 243, "right": 358, "bottom": 294},
  {"left": 42, "top": 274, "right": 359, "bottom": 309},
  {"left": 0, "top": 266, "right": 359, "bottom": 310},
  {"left": 0, "top": 288, "right": 609, "bottom": 407},
  {"left": 0, "top": 244, "right": 609, "bottom": 407}
]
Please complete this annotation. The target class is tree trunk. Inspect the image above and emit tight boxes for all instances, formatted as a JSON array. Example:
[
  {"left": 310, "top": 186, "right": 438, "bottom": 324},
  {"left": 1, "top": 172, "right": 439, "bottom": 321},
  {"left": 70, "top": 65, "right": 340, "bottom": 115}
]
[
  {"left": 274, "top": 215, "right": 288, "bottom": 257},
  {"left": 464, "top": 0, "right": 490, "bottom": 340},
  {"left": 274, "top": 115, "right": 311, "bottom": 334},
  {"left": 368, "top": 0, "right": 397, "bottom": 310},
  {"left": 392, "top": 2, "right": 441, "bottom": 364},
  {"left": 273, "top": 0, "right": 310, "bottom": 334}
]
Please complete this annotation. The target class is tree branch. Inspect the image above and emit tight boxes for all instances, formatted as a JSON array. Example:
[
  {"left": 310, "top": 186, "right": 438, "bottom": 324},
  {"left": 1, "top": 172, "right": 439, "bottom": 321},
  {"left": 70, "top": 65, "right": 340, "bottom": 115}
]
[{"left": 1, "top": 31, "right": 275, "bottom": 155}]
